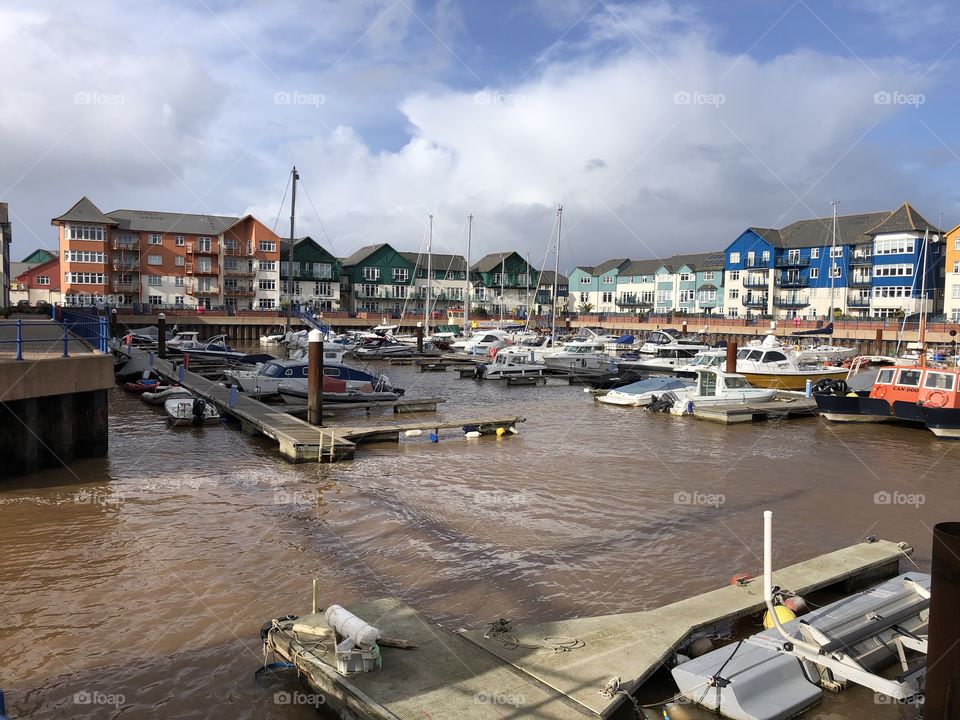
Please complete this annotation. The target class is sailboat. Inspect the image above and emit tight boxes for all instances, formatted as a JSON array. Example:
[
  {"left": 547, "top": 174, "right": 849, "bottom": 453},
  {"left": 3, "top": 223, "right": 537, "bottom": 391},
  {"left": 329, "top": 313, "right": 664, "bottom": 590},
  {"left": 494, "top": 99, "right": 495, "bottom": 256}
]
[{"left": 813, "top": 228, "right": 960, "bottom": 436}]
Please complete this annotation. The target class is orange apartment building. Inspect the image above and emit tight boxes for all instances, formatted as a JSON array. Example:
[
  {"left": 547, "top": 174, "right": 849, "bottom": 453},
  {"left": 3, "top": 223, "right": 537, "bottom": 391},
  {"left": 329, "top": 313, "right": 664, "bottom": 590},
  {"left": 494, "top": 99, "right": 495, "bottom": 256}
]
[{"left": 51, "top": 198, "right": 282, "bottom": 310}]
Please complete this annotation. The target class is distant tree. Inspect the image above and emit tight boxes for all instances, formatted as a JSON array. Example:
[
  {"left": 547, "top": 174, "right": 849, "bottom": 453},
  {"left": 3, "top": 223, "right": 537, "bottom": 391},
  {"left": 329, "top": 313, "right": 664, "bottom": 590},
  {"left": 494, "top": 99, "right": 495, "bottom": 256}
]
[{"left": 578, "top": 302, "right": 594, "bottom": 313}]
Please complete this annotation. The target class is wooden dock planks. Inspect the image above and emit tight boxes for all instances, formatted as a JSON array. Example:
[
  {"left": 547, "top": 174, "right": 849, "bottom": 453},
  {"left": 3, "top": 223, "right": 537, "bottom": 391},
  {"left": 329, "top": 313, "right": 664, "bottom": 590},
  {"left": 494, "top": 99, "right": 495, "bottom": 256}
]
[{"left": 460, "top": 539, "right": 910, "bottom": 717}]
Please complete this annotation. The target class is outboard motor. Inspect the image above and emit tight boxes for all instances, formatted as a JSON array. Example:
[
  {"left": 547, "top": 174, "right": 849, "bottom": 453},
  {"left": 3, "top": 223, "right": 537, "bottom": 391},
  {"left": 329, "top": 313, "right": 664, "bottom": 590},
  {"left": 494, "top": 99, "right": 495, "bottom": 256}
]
[
  {"left": 473, "top": 362, "right": 487, "bottom": 379},
  {"left": 191, "top": 398, "right": 207, "bottom": 426}
]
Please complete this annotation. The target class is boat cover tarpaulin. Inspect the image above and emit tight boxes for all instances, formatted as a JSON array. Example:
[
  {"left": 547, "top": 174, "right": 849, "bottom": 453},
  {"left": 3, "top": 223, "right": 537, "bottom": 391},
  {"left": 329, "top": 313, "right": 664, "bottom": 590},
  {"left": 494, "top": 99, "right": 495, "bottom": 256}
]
[
  {"left": 792, "top": 322, "right": 833, "bottom": 336},
  {"left": 615, "top": 334, "right": 635, "bottom": 344}
]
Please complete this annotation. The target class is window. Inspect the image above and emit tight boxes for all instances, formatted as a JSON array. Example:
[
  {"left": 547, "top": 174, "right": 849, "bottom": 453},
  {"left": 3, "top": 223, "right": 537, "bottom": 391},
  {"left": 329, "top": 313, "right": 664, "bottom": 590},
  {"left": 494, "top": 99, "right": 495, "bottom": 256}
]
[
  {"left": 601, "top": 292, "right": 613, "bottom": 303},
  {"left": 175, "top": 277, "right": 184, "bottom": 287},
  {"left": 730, "top": 252, "right": 740, "bottom": 264},
  {"left": 656, "top": 290, "right": 671, "bottom": 304},
  {"left": 698, "top": 290, "right": 716, "bottom": 302},
  {"left": 65, "top": 224, "right": 105, "bottom": 241},
  {"left": 729, "top": 289, "right": 739, "bottom": 299},
  {"left": 788, "top": 250, "right": 799, "bottom": 262},
  {"left": 952, "top": 285, "right": 960, "bottom": 300},
  {"left": 872, "top": 286, "right": 911, "bottom": 298},
  {"left": 258, "top": 241, "right": 276, "bottom": 252},
  {"left": 259, "top": 260, "right": 276, "bottom": 272},
  {"left": 729, "top": 271, "right": 739, "bottom": 281},
  {"left": 258, "top": 298, "right": 276, "bottom": 309},
  {"left": 393, "top": 268, "right": 409, "bottom": 282},
  {"left": 259, "top": 279, "right": 276, "bottom": 291},
  {"left": 36, "top": 276, "right": 50, "bottom": 285},
  {"left": 174, "top": 296, "right": 184, "bottom": 305},
  {"left": 680, "top": 289, "right": 694, "bottom": 303},
  {"left": 830, "top": 266, "right": 841, "bottom": 278},
  {"left": 810, "top": 248, "right": 819, "bottom": 259},
  {"left": 175, "top": 235, "right": 184, "bottom": 246},
  {"left": 64, "top": 272, "right": 106, "bottom": 284},
  {"left": 924, "top": 372, "right": 954, "bottom": 390},
  {"left": 147, "top": 275, "right": 162, "bottom": 286},
  {"left": 196, "top": 257, "right": 213, "bottom": 273},
  {"left": 874, "top": 237, "right": 916, "bottom": 255},
  {"left": 874, "top": 264, "right": 913, "bottom": 277},
  {"left": 64, "top": 250, "right": 106, "bottom": 263},
  {"left": 876, "top": 368, "right": 895, "bottom": 384},
  {"left": 147, "top": 255, "right": 162, "bottom": 265},
  {"left": 830, "top": 246, "right": 843, "bottom": 258},
  {"left": 703, "top": 272, "right": 715, "bottom": 281},
  {"left": 810, "top": 268, "right": 819, "bottom": 279},
  {"left": 175, "top": 255, "right": 185, "bottom": 266},
  {"left": 954, "top": 261, "right": 960, "bottom": 274},
  {"left": 679, "top": 273, "right": 693, "bottom": 282},
  {"left": 601, "top": 276, "right": 614, "bottom": 284},
  {"left": 148, "top": 234, "right": 162, "bottom": 245},
  {"left": 580, "top": 276, "right": 592, "bottom": 284},
  {"left": 149, "top": 295, "right": 162, "bottom": 305},
  {"left": 896, "top": 369, "right": 922, "bottom": 386},
  {"left": 761, "top": 251, "right": 770, "bottom": 262},
  {"left": 362, "top": 266, "right": 380, "bottom": 281}
]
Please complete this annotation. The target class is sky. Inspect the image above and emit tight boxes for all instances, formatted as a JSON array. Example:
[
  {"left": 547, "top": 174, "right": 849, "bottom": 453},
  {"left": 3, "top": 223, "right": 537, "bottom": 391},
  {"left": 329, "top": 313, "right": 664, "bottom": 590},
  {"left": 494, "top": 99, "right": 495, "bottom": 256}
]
[{"left": 1, "top": 0, "right": 959, "bottom": 272}]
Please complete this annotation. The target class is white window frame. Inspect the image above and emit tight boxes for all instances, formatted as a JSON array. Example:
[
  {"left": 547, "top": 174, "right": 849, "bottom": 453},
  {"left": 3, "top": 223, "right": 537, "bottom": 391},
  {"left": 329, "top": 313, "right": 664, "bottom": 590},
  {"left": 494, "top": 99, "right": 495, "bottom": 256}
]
[
  {"left": 147, "top": 255, "right": 162, "bottom": 265},
  {"left": 258, "top": 241, "right": 276, "bottom": 253},
  {"left": 148, "top": 234, "right": 163, "bottom": 245}
]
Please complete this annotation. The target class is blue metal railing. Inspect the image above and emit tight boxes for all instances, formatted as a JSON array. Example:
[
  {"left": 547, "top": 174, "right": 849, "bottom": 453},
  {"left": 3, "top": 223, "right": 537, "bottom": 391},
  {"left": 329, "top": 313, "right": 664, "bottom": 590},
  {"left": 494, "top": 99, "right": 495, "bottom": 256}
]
[
  {"left": 59, "top": 308, "right": 110, "bottom": 353},
  {"left": 0, "top": 307, "right": 109, "bottom": 360},
  {"left": 295, "top": 307, "right": 333, "bottom": 336}
]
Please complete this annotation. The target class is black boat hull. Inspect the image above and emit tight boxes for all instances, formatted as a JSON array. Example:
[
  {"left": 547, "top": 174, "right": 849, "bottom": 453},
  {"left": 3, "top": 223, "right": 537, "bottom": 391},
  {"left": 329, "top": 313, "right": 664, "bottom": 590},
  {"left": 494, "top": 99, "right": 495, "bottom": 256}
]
[{"left": 813, "top": 392, "right": 892, "bottom": 422}]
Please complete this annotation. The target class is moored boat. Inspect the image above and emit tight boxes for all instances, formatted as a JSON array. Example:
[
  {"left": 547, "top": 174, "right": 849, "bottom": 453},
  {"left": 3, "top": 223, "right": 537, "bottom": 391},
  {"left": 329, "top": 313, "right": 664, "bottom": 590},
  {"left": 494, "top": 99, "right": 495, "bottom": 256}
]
[
  {"left": 141, "top": 386, "right": 193, "bottom": 405},
  {"left": 597, "top": 376, "right": 694, "bottom": 407},
  {"left": 732, "top": 334, "right": 847, "bottom": 390},
  {"left": 164, "top": 397, "right": 221, "bottom": 426}
]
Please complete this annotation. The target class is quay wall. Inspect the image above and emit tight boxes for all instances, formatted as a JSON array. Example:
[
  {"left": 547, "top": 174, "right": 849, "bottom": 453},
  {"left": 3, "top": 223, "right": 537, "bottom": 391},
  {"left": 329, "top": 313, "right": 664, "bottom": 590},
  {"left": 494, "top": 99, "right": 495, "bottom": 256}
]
[{"left": 0, "top": 355, "right": 113, "bottom": 478}]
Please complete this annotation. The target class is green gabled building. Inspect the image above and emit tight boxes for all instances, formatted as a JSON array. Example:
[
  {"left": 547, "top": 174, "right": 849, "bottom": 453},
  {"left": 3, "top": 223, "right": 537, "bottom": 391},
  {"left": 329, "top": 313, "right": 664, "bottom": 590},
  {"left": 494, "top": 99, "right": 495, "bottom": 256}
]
[
  {"left": 21, "top": 248, "right": 58, "bottom": 265},
  {"left": 340, "top": 243, "right": 416, "bottom": 316},
  {"left": 470, "top": 251, "right": 538, "bottom": 316},
  {"left": 279, "top": 236, "right": 342, "bottom": 311}
]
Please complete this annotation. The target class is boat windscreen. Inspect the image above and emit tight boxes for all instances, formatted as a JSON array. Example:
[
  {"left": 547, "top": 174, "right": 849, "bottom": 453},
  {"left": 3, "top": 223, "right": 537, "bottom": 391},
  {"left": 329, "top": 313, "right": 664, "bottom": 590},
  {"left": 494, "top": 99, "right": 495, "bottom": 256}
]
[{"left": 615, "top": 378, "right": 690, "bottom": 394}]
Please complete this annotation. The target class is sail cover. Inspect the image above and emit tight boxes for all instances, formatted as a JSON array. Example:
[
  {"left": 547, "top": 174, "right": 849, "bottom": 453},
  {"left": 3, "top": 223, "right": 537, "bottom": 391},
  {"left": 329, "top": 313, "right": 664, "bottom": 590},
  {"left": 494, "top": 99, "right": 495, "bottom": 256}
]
[{"left": 791, "top": 322, "right": 833, "bottom": 336}]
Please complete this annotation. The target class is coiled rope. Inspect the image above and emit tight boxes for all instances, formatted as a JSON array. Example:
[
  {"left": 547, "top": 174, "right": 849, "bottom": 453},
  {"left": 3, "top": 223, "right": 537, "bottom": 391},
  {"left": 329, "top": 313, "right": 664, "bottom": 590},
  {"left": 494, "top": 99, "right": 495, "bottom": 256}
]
[{"left": 484, "top": 618, "right": 584, "bottom": 653}]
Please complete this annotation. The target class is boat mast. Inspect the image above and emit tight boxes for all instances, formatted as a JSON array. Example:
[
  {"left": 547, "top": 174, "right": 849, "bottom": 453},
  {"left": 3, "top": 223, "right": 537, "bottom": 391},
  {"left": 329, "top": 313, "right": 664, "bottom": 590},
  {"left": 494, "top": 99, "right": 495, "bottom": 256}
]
[
  {"left": 286, "top": 165, "right": 298, "bottom": 331},
  {"left": 499, "top": 253, "right": 505, "bottom": 327},
  {"left": 465, "top": 214, "right": 472, "bottom": 333},
  {"left": 526, "top": 252, "right": 531, "bottom": 320},
  {"left": 828, "top": 200, "right": 838, "bottom": 330},
  {"left": 918, "top": 227, "right": 930, "bottom": 364},
  {"left": 552, "top": 204, "right": 562, "bottom": 346},
  {"left": 425, "top": 214, "right": 433, "bottom": 331}
]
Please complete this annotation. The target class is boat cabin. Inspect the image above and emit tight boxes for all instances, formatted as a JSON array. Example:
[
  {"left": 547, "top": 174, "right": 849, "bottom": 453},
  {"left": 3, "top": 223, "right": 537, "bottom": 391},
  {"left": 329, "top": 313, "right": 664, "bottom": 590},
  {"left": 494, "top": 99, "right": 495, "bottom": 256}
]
[
  {"left": 736, "top": 346, "right": 793, "bottom": 368},
  {"left": 696, "top": 369, "right": 754, "bottom": 396},
  {"left": 870, "top": 365, "right": 959, "bottom": 408}
]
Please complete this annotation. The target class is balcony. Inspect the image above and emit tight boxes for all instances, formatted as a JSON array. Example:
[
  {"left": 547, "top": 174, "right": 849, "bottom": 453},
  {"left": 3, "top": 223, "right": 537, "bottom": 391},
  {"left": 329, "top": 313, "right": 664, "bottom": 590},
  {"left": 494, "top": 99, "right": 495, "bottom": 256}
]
[
  {"left": 743, "top": 276, "right": 769, "bottom": 289},
  {"left": 187, "top": 265, "right": 219, "bottom": 276},
  {"left": 744, "top": 258, "right": 771, "bottom": 269},
  {"left": 849, "top": 253, "right": 874, "bottom": 266},
  {"left": 741, "top": 294, "right": 768, "bottom": 308},
  {"left": 223, "top": 244, "right": 246, "bottom": 256},
  {"left": 849, "top": 276, "right": 872, "bottom": 288},
  {"left": 223, "top": 287, "right": 255, "bottom": 297},
  {"left": 616, "top": 294, "right": 653, "bottom": 308},
  {"left": 111, "top": 259, "right": 139, "bottom": 271},
  {"left": 292, "top": 268, "right": 335, "bottom": 281},
  {"left": 775, "top": 275, "right": 809, "bottom": 288},
  {"left": 186, "top": 243, "right": 217, "bottom": 256},
  {"left": 111, "top": 280, "right": 139, "bottom": 292},
  {"left": 224, "top": 266, "right": 255, "bottom": 278},
  {"left": 848, "top": 293, "right": 871, "bottom": 308},
  {"left": 112, "top": 238, "right": 140, "bottom": 251},
  {"left": 773, "top": 294, "right": 810, "bottom": 308},
  {"left": 775, "top": 256, "right": 810, "bottom": 268},
  {"left": 186, "top": 285, "right": 219, "bottom": 296}
]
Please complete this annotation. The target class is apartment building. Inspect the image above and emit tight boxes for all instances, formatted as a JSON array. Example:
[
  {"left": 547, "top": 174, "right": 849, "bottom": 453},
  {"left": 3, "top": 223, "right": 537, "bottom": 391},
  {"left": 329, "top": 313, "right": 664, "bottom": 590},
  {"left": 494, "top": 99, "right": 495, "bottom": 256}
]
[
  {"left": 944, "top": 224, "right": 960, "bottom": 322},
  {"left": 51, "top": 198, "right": 282, "bottom": 309},
  {"left": 470, "top": 252, "right": 539, "bottom": 318},
  {"left": 279, "top": 236, "right": 342, "bottom": 312}
]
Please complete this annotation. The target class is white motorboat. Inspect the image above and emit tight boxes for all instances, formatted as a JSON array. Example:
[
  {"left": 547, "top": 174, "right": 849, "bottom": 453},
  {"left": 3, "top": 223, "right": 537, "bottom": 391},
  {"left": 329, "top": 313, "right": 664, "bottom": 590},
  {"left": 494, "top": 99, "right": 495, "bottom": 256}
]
[
  {"left": 597, "top": 376, "right": 694, "bottom": 407},
  {"left": 225, "top": 358, "right": 397, "bottom": 396},
  {"left": 734, "top": 334, "right": 848, "bottom": 390},
  {"left": 260, "top": 325, "right": 287, "bottom": 344},
  {"left": 637, "top": 328, "right": 707, "bottom": 354},
  {"left": 164, "top": 397, "right": 221, "bottom": 426},
  {"left": 618, "top": 343, "right": 708, "bottom": 373},
  {"left": 166, "top": 331, "right": 203, "bottom": 350},
  {"left": 795, "top": 343, "right": 857, "bottom": 364},
  {"left": 141, "top": 386, "right": 193, "bottom": 405},
  {"left": 450, "top": 329, "right": 513, "bottom": 356},
  {"left": 659, "top": 366, "right": 777, "bottom": 414},
  {"left": 542, "top": 343, "right": 614, "bottom": 374},
  {"left": 352, "top": 334, "right": 424, "bottom": 358},
  {"left": 478, "top": 347, "right": 550, "bottom": 380}
]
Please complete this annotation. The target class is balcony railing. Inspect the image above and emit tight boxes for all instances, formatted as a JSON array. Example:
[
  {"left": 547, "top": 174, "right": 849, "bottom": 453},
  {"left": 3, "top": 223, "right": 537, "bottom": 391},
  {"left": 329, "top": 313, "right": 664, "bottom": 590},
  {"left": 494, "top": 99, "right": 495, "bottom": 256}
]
[
  {"left": 848, "top": 294, "right": 871, "bottom": 307},
  {"left": 188, "top": 266, "right": 219, "bottom": 276},
  {"left": 186, "top": 286, "right": 219, "bottom": 296},
  {"left": 111, "top": 281, "right": 139, "bottom": 292},
  {"left": 849, "top": 254, "right": 874, "bottom": 266},
  {"left": 741, "top": 294, "right": 768, "bottom": 307},
  {"left": 616, "top": 294, "right": 653, "bottom": 307},
  {"left": 224, "top": 287, "right": 255, "bottom": 297},
  {"left": 224, "top": 266, "right": 255, "bottom": 277},
  {"left": 743, "top": 276, "right": 769, "bottom": 289},
  {"left": 223, "top": 244, "right": 246, "bottom": 256},
  {"left": 743, "top": 258, "right": 770, "bottom": 269},
  {"left": 848, "top": 276, "right": 872, "bottom": 288},
  {"left": 186, "top": 243, "right": 217, "bottom": 255},
  {"left": 111, "top": 260, "right": 139, "bottom": 271},
  {"left": 775, "top": 256, "right": 810, "bottom": 268},
  {"left": 775, "top": 276, "right": 809, "bottom": 288},
  {"left": 291, "top": 268, "right": 335, "bottom": 281},
  {"left": 773, "top": 294, "right": 810, "bottom": 308},
  {"left": 112, "top": 238, "right": 140, "bottom": 251}
]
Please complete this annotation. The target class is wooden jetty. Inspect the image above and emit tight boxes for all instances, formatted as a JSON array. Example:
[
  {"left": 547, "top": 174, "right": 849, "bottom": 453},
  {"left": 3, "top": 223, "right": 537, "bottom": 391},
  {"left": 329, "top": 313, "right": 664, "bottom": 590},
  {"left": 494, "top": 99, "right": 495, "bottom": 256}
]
[
  {"left": 264, "top": 539, "right": 911, "bottom": 719},
  {"left": 125, "top": 349, "right": 522, "bottom": 463},
  {"left": 693, "top": 392, "right": 820, "bottom": 424}
]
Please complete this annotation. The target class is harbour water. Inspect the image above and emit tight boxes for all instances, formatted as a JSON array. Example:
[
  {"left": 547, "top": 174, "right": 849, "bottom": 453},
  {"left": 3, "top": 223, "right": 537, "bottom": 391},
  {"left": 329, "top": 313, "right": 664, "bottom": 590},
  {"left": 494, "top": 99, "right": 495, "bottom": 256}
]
[{"left": 1, "top": 355, "right": 953, "bottom": 719}]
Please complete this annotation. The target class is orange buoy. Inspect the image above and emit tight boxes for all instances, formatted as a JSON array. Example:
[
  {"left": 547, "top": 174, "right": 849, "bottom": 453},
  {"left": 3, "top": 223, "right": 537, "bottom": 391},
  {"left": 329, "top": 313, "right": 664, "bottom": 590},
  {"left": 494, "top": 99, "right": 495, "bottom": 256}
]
[{"left": 730, "top": 573, "right": 753, "bottom": 586}]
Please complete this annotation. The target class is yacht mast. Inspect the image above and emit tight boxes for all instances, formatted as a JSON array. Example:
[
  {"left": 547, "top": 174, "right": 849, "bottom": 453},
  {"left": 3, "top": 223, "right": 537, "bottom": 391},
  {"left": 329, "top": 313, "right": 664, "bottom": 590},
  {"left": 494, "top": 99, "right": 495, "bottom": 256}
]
[
  {"left": 918, "top": 227, "right": 930, "bottom": 364},
  {"left": 285, "top": 165, "right": 298, "bottom": 331},
  {"left": 552, "top": 204, "right": 562, "bottom": 345},
  {"left": 464, "top": 214, "right": 472, "bottom": 333},
  {"left": 828, "top": 200, "right": 838, "bottom": 325},
  {"left": 425, "top": 214, "right": 432, "bottom": 330},
  {"left": 499, "top": 254, "right": 505, "bottom": 327}
]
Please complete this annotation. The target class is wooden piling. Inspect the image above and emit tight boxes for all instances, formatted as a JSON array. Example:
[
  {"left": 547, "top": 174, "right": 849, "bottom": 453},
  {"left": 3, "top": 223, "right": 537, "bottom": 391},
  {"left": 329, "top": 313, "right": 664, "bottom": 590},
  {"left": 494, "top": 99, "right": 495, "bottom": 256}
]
[
  {"left": 925, "top": 522, "right": 960, "bottom": 718},
  {"left": 725, "top": 341, "right": 738, "bottom": 374},
  {"left": 307, "top": 329, "right": 324, "bottom": 426},
  {"left": 157, "top": 313, "right": 166, "bottom": 359},
  {"left": 416, "top": 322, "right": 424, "bottom": 353}
]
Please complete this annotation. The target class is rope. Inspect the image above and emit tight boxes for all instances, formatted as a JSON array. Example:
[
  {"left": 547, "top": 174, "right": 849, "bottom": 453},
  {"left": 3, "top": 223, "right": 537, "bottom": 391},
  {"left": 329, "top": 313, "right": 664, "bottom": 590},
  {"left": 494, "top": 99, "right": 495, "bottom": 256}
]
[
  {"left": 483, "top": 618, "right": 584, "bottom": 653},
  {"left": 598, "top": 677, "right": 644, "bottom": 718}
]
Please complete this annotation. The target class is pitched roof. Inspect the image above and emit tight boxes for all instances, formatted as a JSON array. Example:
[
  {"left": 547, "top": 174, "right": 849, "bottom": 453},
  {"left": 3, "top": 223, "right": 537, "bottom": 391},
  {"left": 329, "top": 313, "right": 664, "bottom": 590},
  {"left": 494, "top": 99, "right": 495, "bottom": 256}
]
[
  {"left": 20, "top": 248, "right": 58, "bottom": 263},
  {"left": 51, "top": 196, "right": 118, "bottom": 226},
  {"left": 657, "top": 251, "right": 723, "bottom": 272},
  {"left": 866, "top": 202, "right": 941, "bottom": 236},
  {"left": 399, "top": 251, "right": 468, "bottom": 272},
  {"left": 341, "top": 243, "right": 390, "bottom": 266},
  {"left": 777, "top": 212, "right": 891, "bottom": 248},
  {"left": 593, "top": 258, "right": 630, "bottom": 275},
  {"left": 537, "top": 270, "right": 568, "bottom": 285},
  {"left": 472, "top": 251, "right": 523, "bottom": 273},
  {"left": 107, "top": 208, "right": 238, "bottom": 235},
  {"left": 620, "top": 259, "right": 662, "bottom": 276},
  {"left": 747, "top": 227, "right": 783, "bottom": 247}
]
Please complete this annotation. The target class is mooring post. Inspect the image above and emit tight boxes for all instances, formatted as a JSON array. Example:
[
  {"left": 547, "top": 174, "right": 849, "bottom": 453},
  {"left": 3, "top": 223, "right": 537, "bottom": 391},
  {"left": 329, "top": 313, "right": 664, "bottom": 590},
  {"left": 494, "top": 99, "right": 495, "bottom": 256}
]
[
  {"left": 726, "top": 341, "right": 738, "bottom": 374},
  {"left": 925, "top": 521, "right": 960, "bottom": 718},
  {"left": 416, "top": 321, "right": 424, "bottom": 353},
  {"left": 875, "top": 327, "right": 883, "bottom": 355},
  {"left": 307, "top": 328, "right": 324, "bottom": 426},
  {"left": 110, "top": 308, "right": 118, "bottom": 339},
  {"left": 157, "top": 313, "right": 166, "bottom": 359}
]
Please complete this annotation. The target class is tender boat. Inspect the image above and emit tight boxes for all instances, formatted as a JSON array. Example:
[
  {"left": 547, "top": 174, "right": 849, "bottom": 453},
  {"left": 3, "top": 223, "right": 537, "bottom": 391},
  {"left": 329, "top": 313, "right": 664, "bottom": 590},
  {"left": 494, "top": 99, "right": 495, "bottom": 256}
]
[
  {"left": 164, "top": 397, "right": 220, "bottom": 426},
  {"left": 596, "top": 376, "right": 694, "bottom": 406},
  {"left": 165, "top": 334, "right": 251, "bottom": 362},
  {"left": 259, "top": 325, "right": 287, "bottom": 344},
  {"left": 122, "top": 378, "right": 160, "bottom": 393},
  {"left": 166, "top": 331, "right": 203, "bottom": 350},
  {"left": 141, "top": 386, "right": 192, "bottom": 405}
]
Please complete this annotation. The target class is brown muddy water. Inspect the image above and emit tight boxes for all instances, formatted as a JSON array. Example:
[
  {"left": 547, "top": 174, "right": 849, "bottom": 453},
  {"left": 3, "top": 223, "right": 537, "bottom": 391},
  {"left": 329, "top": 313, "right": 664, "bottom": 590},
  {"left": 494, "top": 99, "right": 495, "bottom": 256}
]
[{"left": 1, "top": 356, "right": 955, "bottom": 719}]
